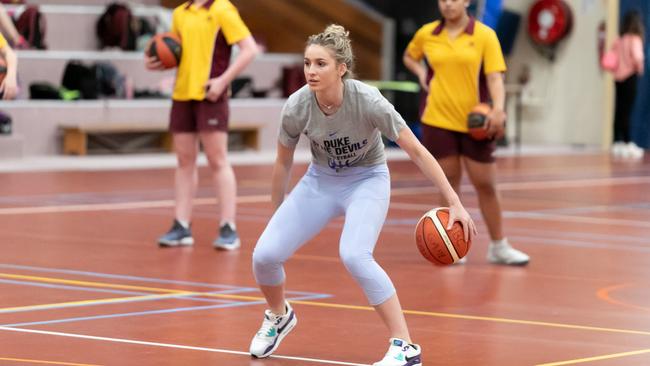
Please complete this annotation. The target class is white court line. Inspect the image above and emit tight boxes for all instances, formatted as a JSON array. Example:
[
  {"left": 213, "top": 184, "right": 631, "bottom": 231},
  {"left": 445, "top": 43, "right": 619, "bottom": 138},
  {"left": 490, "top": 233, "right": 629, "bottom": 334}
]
[
  {"left": 0, "top": 326, "right": 369, "bottom": 366},
  {"left": 0, "top": 195, "right": 267, "bottom": 215},
  {"left": 390, "top": 176, "right": 650, "bottom": 196},
  {"left": 389, "top": 202, "right": 650, "bottom": 228},
  {"left": 0, "top": 175, "right": 648, "bottom": 216}
]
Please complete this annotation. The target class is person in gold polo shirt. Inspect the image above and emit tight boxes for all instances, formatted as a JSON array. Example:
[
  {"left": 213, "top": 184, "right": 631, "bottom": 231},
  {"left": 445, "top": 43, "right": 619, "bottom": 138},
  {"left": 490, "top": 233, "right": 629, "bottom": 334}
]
[
  {"left": 0, "top": 32, "right": 18, "bottom": 100},
  {"left": 145, "top": 0, "right": 258, "bottom": 250},
  {"left": 403, "top": 0, "right": 529, "bottom": 265}
]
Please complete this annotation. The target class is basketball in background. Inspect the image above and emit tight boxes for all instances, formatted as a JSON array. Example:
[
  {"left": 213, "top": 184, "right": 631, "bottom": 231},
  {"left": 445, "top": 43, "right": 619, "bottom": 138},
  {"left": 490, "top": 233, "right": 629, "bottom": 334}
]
[
  {"left": 467, "top": 103, "right": 491, "bottom": 140},
  {"left": 146, "top": 32, "right": 182, "bottom": 69},
  {"left": 415, "top": 207, "right": 471, "bottom": 265}
]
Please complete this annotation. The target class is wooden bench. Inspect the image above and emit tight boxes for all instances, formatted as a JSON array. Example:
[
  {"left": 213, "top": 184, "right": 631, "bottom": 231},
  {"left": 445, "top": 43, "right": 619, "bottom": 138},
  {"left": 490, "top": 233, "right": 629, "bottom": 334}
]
[{"left": 60, "top": 123, "right": 262, "bottom": 155}]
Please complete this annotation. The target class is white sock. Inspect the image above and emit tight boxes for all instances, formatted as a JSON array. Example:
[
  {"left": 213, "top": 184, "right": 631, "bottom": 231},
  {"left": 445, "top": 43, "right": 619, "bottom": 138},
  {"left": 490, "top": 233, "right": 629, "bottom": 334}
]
[
  {"left": 490, "top": 238, "right": 508, "bottom": 247},
  {"left": 177, "top": 219, "right": 190, "bottom": 229}
]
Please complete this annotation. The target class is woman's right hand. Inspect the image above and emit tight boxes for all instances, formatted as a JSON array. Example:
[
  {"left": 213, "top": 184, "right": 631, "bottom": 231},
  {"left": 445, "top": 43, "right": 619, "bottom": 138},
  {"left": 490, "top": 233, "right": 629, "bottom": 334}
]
[
  {"left": 144, "top": 55, "right": 165, "bottom": 71},
  {"left": 447, "top": 203, "right": 477, "bottom": 244}
]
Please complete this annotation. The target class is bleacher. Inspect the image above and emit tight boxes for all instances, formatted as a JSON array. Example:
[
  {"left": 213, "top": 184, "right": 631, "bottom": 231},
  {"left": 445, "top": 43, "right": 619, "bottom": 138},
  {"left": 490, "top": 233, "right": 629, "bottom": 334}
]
[{"left": 0, "top": 1, "right": 305, "bottom": 157}]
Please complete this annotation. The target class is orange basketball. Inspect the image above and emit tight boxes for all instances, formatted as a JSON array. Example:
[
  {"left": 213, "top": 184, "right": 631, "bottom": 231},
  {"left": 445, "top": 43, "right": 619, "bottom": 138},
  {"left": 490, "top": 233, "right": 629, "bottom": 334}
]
[
  {"left": 467, "top": 103, "right": 491, "bottom": 140},
  {"left": 415, "top": 208, "right": 471, "bottom": 265},
  {"left": 147, "top": 32, "right": 182, "bottom": 69}
]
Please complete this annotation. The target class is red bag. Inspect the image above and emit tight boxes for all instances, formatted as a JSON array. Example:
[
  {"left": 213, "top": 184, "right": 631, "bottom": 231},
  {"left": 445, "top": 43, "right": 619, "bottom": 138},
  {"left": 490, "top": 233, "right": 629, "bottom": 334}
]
[
  {"left": 96, "top": 3, "right": 137, "bottom": 50},
  {"left": 281, "top": 65, "right": 306, "bottom": 98},
  {"left": 14, "top": 5, "right": 46, "bottom": 49}
]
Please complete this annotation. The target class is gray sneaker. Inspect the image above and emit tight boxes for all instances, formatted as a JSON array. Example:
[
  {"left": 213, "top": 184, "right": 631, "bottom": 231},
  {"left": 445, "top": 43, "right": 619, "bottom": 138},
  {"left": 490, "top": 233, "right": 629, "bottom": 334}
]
[
  {"left": 213, "top": 223, "right": 240, "bottom": 250},
  {"left": 158, "top": 220, "right": 194, "bottom": 247}
]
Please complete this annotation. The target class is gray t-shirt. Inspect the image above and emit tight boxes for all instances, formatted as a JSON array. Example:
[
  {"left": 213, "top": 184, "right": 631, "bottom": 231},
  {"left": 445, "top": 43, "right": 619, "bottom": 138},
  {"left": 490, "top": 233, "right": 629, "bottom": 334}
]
[{"left": 278, "top": 79, "right": 408, "bottom": 172}]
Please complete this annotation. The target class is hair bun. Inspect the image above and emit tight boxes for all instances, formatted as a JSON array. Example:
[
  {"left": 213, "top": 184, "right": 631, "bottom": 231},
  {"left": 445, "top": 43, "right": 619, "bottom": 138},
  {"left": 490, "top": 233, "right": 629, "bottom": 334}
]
[{"left": 324, "top": 24, "right": 349, "bottom": 38}]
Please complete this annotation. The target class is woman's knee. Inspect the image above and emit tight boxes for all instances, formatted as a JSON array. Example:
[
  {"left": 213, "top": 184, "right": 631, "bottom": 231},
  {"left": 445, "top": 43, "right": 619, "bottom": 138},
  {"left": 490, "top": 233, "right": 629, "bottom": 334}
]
[
  {"left": 339, "top": 249, "right": 373, "bottom": 274},
  {"left": 206, "top": 154, "right": 229, "bottom": 171},
  {"left": 252, "top": 243, "right": 284, "bottom": 268},
  {"left": 176, "top": 151, "right": 198, "bottom": 169}
]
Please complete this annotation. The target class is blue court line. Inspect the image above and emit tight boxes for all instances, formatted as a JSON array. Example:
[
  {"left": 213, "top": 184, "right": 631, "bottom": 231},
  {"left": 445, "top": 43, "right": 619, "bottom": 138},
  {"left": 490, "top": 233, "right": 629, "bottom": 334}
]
[
  {"left": 0, "top": 278, "right": 259, "bottom": 301},
  {"left": 0, "top": 279, "right": 249, "bottom": 314},
  {"left": 0, "top": 264, "right": 326, "bottom": 297},
  {"left": 0, "top": 278, "right": 153, "bottom": 296},
  {"left": 1, "top": 294, "right": 330, "bottom": 328},
  {"left": 0, "top": 264, "right": 254, "bottom": 290}
]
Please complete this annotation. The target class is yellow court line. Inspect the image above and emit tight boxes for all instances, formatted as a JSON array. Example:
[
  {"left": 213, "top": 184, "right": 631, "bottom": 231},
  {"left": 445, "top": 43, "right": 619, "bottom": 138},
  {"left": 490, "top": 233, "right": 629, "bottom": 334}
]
[
  {"left": 536, "top": 348, "right": 650, "bottom": 365},
  {"left": 0, "top": 273, "right": 267, "bottom": 313},
  {"left": 0, "top": 357, "right": 101, "bottom": 366},
  {"left": 0, "top": 272, "right": 267, "bottom": 302},
  {"left": 0, "top": 293, "right": 196, "bottom": 314},
  {"left": 286, "top": 299, "right": 650, "bottom": 337},
  {"left": 0, "top": 273, "right": 191, "bottom": 294},
  {"left": 4, "top": 273, "right": 650, "bottom": 338}
]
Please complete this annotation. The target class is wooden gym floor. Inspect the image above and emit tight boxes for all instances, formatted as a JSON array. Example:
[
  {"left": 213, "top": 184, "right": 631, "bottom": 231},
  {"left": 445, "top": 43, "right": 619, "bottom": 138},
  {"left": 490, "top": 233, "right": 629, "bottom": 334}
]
[{"left": 0, "top": 151, "right": 649, "bottom": 366}]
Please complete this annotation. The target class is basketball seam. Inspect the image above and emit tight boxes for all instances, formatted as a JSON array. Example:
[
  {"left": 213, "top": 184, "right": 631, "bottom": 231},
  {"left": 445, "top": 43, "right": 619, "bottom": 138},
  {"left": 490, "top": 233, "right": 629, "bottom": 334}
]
[
  {"left": 418, "top": 217, "right": 438, "bottom": 263},
  {"left": 162, "top": 36, "right": 181, "bottom": 65},
  {"left": 430, "top": 209, "right": 460, "bottom": 263}
]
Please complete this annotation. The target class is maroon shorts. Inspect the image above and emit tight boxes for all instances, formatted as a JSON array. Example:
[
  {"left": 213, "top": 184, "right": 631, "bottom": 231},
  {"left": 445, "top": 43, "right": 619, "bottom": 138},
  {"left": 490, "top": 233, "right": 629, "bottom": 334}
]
[
  {"left": 420, "top": 123, "right": 496, "bottom": 163},
  {"left": 169, "top": 98, "right": 229, "bottom": 133}
]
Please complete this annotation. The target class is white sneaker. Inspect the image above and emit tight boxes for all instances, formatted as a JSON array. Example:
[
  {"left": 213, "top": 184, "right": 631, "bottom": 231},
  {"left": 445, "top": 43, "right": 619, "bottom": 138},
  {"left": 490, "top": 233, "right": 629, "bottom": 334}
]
[
  {"left": 249, "top": 301, "right": 297, "bottom": 358},
  {"left": 611, "top": 142, "right": 626, "bottom": 158},
  {"left": 626, "top": 142, "right": 644, "bottom": 159},
  {"left": 487, "top": 240, "right": 530, "bottom": 266},
  {"left": 373, "top": 338, "right": 422, "bottom": 366}
]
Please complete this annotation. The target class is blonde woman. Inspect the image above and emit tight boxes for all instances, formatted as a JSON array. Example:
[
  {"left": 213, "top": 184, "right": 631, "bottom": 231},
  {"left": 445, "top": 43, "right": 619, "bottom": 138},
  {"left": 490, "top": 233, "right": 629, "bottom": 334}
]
[{"left": 249, "top": 24, "right": 476, "bottom": 366}]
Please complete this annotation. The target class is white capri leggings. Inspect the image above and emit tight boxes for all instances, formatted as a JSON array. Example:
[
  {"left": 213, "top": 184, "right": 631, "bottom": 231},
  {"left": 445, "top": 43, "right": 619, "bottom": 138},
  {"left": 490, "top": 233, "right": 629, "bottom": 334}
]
[{"left": 252, "top": 163, "right": 396, "bottom": 306}]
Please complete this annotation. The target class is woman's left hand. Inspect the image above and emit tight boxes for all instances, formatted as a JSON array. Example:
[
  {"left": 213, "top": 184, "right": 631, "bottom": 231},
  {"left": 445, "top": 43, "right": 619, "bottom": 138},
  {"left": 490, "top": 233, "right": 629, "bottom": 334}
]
[
  {"left": 447, "top": 203, "right": 477, "bottom": 244},
  {"left": 205, "top": 76, "right": 228, "bottom": 102},
  {"left": 486, "top": 108, "right": 506, "bottom": 139}
]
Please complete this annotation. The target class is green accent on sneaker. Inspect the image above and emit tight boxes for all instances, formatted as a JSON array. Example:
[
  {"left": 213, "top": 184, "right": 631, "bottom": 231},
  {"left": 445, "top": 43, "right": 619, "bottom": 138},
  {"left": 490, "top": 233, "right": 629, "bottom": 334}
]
[
  {"left": 394, "top": 353, "right": 405, "bottom": 361},
  {"left": 265, "top": 327, "right": 277, "bottom": 337}
]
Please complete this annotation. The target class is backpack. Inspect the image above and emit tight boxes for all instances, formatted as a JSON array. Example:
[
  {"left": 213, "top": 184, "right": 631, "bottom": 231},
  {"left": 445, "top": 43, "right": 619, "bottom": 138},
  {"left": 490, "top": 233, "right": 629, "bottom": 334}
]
[
  {"left": 96, "top": 3, "right": 137, "bottom": 50},
  {"left": 61, "top": 60, "right": 99, "bottom": 99},
  {"left": 94, "top": 61, "right": 126, "bottom": 97},
  {"left": 29, "top": 82, "right": 63, "bottom": 100},
  {"left": 0, "top": 110, "right": 11, "bottom": 135},
  {"left": 14, "top": 5, "right": 46, "bottom": 49}
]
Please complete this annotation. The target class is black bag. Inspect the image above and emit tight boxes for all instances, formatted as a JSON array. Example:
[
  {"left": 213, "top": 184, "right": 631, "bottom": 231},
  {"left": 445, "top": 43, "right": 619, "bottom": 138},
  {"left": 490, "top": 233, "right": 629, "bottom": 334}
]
[
  {"left": 61, "top": 61, "right": 98, "bottom": 99},
  {"left": 96, "top": 3, "right": 137, "bottom": 50},
  {"left": 29, "top": 82, "right": 62, "bottom": 100},
  {"left": 14, "top": 5, "right": 46, "bottom": 49},
  {"left": 94, "top": 61, "right": 125, "bottom": 97},
  {"left": 0, "top": 110, "right": 11, "bottom": 135}
]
